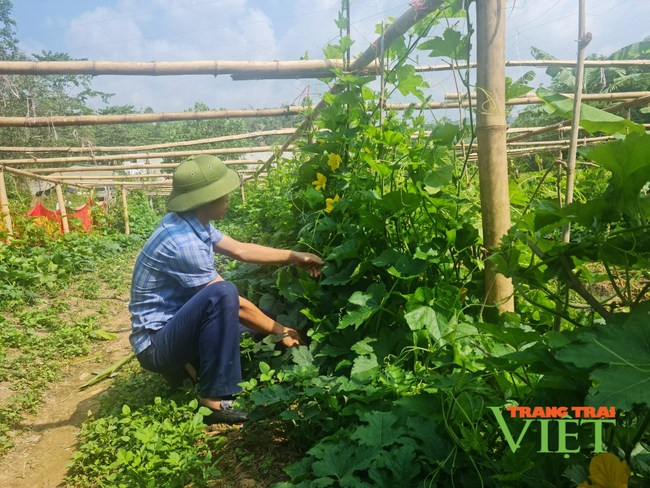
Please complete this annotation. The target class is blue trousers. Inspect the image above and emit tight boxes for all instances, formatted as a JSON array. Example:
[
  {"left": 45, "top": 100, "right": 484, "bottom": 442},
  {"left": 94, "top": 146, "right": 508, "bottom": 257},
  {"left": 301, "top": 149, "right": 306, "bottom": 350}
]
[{"left": 136, "top": 281, "right": 255, "bottom": 398}]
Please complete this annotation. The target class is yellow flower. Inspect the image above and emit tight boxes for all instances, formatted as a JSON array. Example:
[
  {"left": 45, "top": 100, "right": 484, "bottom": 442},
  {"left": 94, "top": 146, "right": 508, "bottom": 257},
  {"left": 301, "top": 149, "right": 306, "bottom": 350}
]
[
  {"left": 328, "top": 153, "right": 341, "bottom": 171},
  {"left": 577, "top": 453, "right": 631, "bottom": 488},
  {"left": 325, "top": 195, "right": 339, "bottom": 213},
  {"left": 312, "top": 173, "right": 327, "bottom": 191}
]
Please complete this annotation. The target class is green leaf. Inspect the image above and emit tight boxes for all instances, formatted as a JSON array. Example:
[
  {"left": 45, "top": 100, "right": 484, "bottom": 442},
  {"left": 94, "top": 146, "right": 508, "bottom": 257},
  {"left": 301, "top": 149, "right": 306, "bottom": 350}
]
[
  {"left": 506, "top": 71, "right": 536, "bottom": 101},
  {"left": 291, "top": 347, "right": 315, "bottom": 368},
  {"left": 407, "top": 417, "right": 451, "bottom": 460},
  {"left": 537, "top": 88, "right": 646, "bottom": 135},
  {"left": 340, "top": 282, "right": 386, "bottom": 329},
  {"left": 418, "top": 27, "right": 468, "bottom": 59},
  {"left": 351, "top": 354, "right": 380, "bottom": 380},
  {"left": 309, "top": 441, "right": 377, "bottom": 482},
  {"left": 368, "top": 445, "right": 421, "bottom": 488},
  {"left": 474, "top": 322, "right": 542, "bottom": 350},
  {"left": 90, "top": 329, "right": 117, "bottom": 340},
  {"left": 556, "top": 306, "right": 650, "bottom": 410},
  {"left": 423, "top": 165, "right": 453, "bottom": 191},
  {"left": 404, "top": 306, "right": 435, "bottom": 332},
  {"left": 352, "top": 411, "right": 406, "bottom": 447},
  {"left": 387, "top": 256, "right": 429, "bottom": 279},
  {"left": 582, "top": 133, "right": 650, "bottom": 222},
  {"left": 610, "top": 36, "right": 650, "bottom": 60},
  {"left": 325, "top": 239, "right": 361, "bottom": 261}
]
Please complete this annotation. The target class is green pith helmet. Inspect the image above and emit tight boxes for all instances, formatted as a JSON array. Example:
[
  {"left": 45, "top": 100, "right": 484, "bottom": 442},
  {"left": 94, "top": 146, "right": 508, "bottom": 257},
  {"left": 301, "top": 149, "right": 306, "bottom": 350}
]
[{"left": 166, "top": 155, "right": 241, "bottom": 212}]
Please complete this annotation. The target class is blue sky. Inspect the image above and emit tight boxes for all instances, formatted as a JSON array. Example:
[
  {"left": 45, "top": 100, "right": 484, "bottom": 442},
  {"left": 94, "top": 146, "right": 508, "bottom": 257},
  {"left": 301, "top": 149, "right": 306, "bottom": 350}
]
[{"left": 12, "top": 0, "right": 650, "bottom": 115}]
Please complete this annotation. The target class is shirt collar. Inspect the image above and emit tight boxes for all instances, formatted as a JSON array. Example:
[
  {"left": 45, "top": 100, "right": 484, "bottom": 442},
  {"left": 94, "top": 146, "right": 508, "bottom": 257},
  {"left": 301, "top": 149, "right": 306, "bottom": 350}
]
[{"left": 177, "top": 211, "right": 212, "bottom": 244}]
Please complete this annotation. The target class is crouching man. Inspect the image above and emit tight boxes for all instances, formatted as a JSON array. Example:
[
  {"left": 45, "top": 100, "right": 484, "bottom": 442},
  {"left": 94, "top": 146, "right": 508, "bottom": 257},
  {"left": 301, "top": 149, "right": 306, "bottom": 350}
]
[{"left": 128, "top": 155, "right": 323, "bottom": 424}]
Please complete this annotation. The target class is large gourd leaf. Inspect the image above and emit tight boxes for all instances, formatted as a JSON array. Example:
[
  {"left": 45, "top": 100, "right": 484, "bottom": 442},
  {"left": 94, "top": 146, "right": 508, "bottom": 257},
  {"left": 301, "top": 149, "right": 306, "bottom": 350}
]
[
  {"left": 582, "top": 133, "right": 650, "bottom": 222},
  {"left": 556, "top": 305, "right": 650, "bottom": 410},
  {"left": 536, "top": 88, "right": 646, "bottom": 135}
]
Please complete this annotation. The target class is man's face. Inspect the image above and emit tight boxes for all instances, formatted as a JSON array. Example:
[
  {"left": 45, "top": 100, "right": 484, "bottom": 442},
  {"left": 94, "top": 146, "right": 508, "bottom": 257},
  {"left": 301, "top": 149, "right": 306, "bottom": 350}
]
[{"left": 210, "top": 194, "right": 230, "bottom": 221}]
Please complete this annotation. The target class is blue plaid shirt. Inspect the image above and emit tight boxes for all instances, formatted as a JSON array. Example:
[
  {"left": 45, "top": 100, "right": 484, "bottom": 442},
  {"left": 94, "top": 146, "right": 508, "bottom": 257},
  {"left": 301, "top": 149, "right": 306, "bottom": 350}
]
[{"left": 129, "top": 212, "right": 224, "bottom": 354}]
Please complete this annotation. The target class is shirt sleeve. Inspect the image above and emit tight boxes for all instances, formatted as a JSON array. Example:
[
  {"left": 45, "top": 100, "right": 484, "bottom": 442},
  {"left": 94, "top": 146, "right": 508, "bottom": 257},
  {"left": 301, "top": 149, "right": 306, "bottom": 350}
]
[
  {"left": 209, "top": 225, "right": 224, "bottom": 245},
  {"left": 165, "top": 242, "right": 218, "bottom": 288}
]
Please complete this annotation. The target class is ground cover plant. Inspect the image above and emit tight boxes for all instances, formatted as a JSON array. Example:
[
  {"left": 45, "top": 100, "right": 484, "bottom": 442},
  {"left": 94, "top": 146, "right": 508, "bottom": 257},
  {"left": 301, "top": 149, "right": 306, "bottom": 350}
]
[{"left": 0, "top": 206, "right": 146, "bottom": 455}]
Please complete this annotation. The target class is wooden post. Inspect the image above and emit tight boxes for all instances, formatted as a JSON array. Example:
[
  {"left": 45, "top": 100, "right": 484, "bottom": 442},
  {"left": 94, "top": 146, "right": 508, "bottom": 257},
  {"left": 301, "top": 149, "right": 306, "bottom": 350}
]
[
  {"left": 476, "top": 0, "right": 514, "bottom": 312},
  {"left": 121, "top": 187, "right": 130, "bottom": 235},
  {"left": 562, "top": 0, "right": 589, "bottom": 244},
  {"left": 239, "top": 174, "right": 246, "bottom": 205},
  {"left": 55, "top": 183, "right": 70, "bottom": 233},
  {"left": 0, "top": 167, "right": 13, "bottom": 238},
  {"left": 89, "top": 188, "right": 95, "bottom": 202}
]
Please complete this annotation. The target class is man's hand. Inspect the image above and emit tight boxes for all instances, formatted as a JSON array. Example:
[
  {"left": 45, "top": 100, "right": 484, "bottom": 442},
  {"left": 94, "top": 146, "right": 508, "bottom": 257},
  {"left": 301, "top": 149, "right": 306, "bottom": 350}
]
[
  {"left": 280, "top": 327, "right": 305, "bottom": 348},
  {"left": 291, "top": 251, "right": 324, "bottom": 278}
]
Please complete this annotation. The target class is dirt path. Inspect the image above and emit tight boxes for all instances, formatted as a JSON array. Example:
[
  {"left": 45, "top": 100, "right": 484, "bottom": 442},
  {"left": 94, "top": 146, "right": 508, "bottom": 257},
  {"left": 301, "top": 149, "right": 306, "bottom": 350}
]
[{"left": 0, "top": 296, "right": 133, "bottom": 488}]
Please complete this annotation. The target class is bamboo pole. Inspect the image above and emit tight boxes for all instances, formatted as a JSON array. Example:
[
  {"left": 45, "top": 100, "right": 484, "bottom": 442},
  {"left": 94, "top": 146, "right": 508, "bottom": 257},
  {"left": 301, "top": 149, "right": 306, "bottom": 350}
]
[
  {"left": 28, "top": 160, "right": 266, "bottom": 175},
  {"left": 2, "top": 92, "right": 647, "bottom": 129},
  {"left": 507, "top": 94, "right": 650, "bottom": 143},
  {"left": 476, "top": 0, "right": 514, "bottom": 313},
  {"left": 446, "top": 91, "right": 648, "bottom": 101},
  {"left": 0, "top": 145, "right": 294, "bottom": 166},
  {"left": 0, "top": 107, "right": 305, "bottom": 128},
  {"left": 562, "top": 0, "right": 589, "bottom": 245},
  {"left": 0, "top": 167, "right": 13, "bottom": 238},
  {"left": 2, "top": 59, "right": 649, "bottom": 79},
  {"left": 55, "top": 183, "right": 70, "bottom": 234},
  {"left": 121, "top": 187, "right": 130, "bottom": 235},
  {"left": 0, "top": 165, "right": 90, "bottom": 188},
  {"left": 0, "top": 129, "right": 297, "bottom": 153},
  {"left": 256, "top": 0, "right": 445, "bottom": 177}
]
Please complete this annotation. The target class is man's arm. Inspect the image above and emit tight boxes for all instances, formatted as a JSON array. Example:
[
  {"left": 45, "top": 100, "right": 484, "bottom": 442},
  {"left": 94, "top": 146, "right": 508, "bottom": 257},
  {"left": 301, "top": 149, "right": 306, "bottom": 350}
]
[
  {"left": 197, "top": 276, "right": 304, "bottom": 347},
  {"left": 214, "top": 235, "right": 324, "bottom": 277}
]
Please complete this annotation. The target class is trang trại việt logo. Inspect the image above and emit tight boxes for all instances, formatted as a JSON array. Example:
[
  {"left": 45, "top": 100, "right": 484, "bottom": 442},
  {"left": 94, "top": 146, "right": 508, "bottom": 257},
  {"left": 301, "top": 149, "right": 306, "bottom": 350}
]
[{"left": 488, "top": 406, "right": 616, "bottom": 455}]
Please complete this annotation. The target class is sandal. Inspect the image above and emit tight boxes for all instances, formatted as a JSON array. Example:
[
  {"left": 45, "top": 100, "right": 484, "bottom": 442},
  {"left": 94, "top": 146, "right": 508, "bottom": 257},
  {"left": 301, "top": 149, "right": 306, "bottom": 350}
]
[{"left": 202, "top": 399, "right": 248, "bottom": 425}]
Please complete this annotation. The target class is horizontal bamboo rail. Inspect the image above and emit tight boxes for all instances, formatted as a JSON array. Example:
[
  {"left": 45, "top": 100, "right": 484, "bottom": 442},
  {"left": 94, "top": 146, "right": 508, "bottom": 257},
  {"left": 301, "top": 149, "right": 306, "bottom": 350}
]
[
  {"left": 0, "top": 145, "right": 294, "bottom": 166},
  {"left": 27, "top": 160, "right": 268, "bottom": 174},
  {"left": 507, "top": 94, "right": 650, "bottom": 143},
  {"left": 5, "top": 88, "right": 650, "bottom": 129},
  {"left": 0, "top": 129, "right": 297, "bottom": 153},
  {"left": 6, "top": 107, "right": 305, "bottom": 128},
  {"left": 0, "top": 165, "right": 90, "bottom": 189},
  {"left": 446, "top": 91, "right": 650, "bottom": 101},
  {"left": 2, "top": 59, "right": 647, "bottom": 80}
]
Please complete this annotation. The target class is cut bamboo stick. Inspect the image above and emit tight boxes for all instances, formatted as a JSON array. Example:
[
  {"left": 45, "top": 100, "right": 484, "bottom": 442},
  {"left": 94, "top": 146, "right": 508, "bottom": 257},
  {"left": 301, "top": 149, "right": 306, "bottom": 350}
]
[
  {"left": 0, "top": 145, "right": 294, "bottom": 166},
  {"left": 55, "top": 183, "right": 70, "bottom": 234},
  {"left": 121, "top": 187, "right": 130, "bottom": 235},
  {"left": 0, "top": 129, "right": 297, "bottom": 153},
  {"left": 0, "top": 167, "right": 13, "bottom": 238}
]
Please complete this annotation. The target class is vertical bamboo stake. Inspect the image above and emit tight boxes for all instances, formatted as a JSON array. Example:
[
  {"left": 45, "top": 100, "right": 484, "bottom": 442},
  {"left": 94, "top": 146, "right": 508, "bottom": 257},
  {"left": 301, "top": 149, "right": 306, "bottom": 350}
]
[
  {"left": 0, "top": 167, "right": 13, "bottom": 239},
  {"left": 121, "top": 187, "right": 130, "bottom": 235},
  {"left": 89, "top": 187, "right": 95, "bottom": 202},
  {"left": 239, "top": 174, "right": 246, "bottom": 205},
  {"left": 562, "top": 0, "right": 589, "bottom": 244},
  {"left": 379, "top": 20, "right": 386, "bottom": 128},
  {"left": 55, "top": 183, "right": 70, "bottom": 233},
  {"left": 476, "top": 0, "right": 514, "bottom": 312}
]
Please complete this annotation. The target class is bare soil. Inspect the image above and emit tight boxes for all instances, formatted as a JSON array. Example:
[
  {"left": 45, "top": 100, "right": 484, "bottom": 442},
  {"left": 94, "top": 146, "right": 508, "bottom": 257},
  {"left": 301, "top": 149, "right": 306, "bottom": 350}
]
[{"left": 0, "top": 293, "right": 132, "bottom": 488}]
